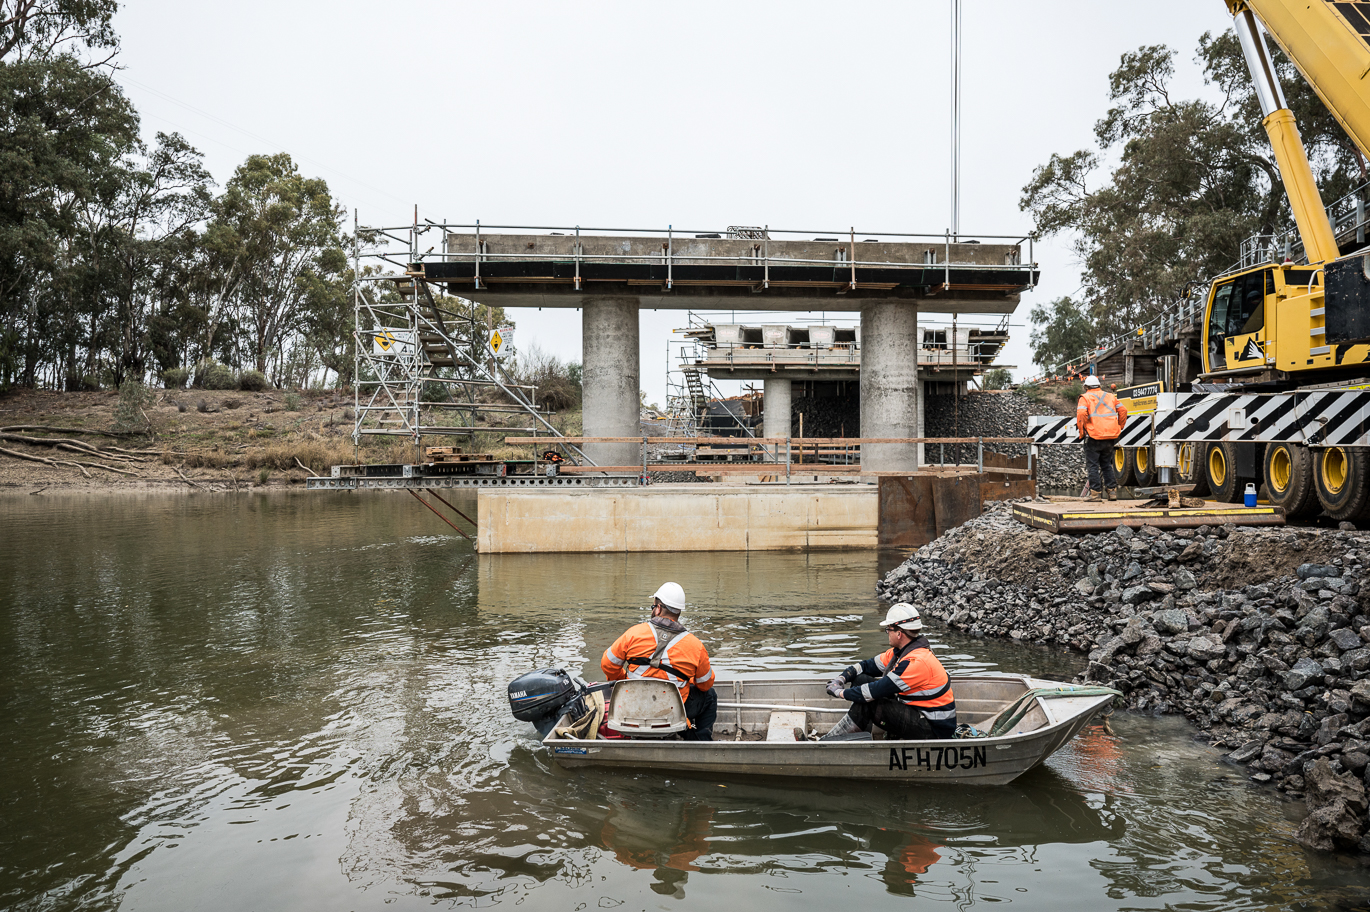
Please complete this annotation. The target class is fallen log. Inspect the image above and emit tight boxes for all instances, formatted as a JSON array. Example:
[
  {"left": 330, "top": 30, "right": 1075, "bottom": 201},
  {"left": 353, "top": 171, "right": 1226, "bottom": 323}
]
[
  {"left": 0, "top": 445, "right": 91, "bottom": 477},
  {"left": 0, "top": 425, "right": 132, "bottom": 438}
]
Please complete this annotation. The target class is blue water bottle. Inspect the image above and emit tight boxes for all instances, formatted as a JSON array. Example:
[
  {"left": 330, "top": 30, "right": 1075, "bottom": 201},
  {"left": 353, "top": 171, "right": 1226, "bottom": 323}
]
[{"left": 1244, "top": 483, "right": 1257, "bottom": 507}]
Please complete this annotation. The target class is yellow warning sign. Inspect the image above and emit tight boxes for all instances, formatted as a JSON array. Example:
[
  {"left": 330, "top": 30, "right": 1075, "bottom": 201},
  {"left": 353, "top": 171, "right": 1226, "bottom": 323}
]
[
  {"left": 375, "top": 331, "right": 397, "bottom": 352},
  {"left": 489, "top": 328, "right": 504, "bottom": 354}
]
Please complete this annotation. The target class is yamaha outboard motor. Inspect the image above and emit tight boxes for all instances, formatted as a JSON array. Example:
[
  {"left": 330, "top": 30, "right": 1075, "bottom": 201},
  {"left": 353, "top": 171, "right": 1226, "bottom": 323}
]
[{"left": 508, "top": 668, "right": 589, "bottom": 737}]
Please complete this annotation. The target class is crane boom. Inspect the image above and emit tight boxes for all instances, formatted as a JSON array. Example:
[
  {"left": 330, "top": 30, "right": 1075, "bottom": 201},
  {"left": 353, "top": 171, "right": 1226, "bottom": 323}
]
[
  {"left": 1228, "top": 4, "right": 1341, "bottom": 265},
  {"left": 1238, "top": 0, "right": 1370, "bottom": 162}
]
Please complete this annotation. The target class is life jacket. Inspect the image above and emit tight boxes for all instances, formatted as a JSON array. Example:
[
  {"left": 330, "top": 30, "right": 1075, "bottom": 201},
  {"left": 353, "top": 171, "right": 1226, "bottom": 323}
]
[
  {"left": 876, "top": 638, "right": 955, "bottom": 721},
  {"left": 602, "top": 619, "right": 714, "bottom": 697},
  {"left": 1077, "top": 388, "right": 1123, "bottom": 440}
]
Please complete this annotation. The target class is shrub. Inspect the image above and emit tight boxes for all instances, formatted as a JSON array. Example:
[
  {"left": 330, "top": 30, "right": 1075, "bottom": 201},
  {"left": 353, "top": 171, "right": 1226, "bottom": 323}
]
[
  {"left": 197, "top": 398, "right": 210, "bottom": 413},
  {"left": 176, "top": 400, "right": 187, "bottom": 413},
  {"left": 284, "top": 391, "right": 302, "bottom": 411},
  {"left": 258, "top": 468, "right": 271, "bottom": 484},
  {"left": 238, "top": 369, "right": 269, "bottom": 392},
  {"left": 162, "top": 367, "right": 189, "bottom": 389},
  {"left": 113, "top": 379, "right": 155, "bottom": 433},
  {"left": 198, "top": 361, "right": 236, "bottom": 390},
  {"left": 1014, "top": 382, "right": 1045, "bottom": 404},
  {"left": 1062, "top": 380, "right": 1085, "bottom": 400}
]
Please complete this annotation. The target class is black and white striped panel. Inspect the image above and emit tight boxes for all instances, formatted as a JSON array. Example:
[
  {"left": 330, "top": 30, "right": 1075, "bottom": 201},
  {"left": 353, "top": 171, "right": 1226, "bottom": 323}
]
[
  {"left": 1028, "top": 416, "right": 1075, "bottom": 445},
  {"left": 1117, "top": 420, "right": 1152, "bottom": 448},
  {"left": 1153, "top": 390, "right": 1370, "bottom": 445},
  {"left": 1301, "top": 390, "right": 1370, "bottom": 446}
]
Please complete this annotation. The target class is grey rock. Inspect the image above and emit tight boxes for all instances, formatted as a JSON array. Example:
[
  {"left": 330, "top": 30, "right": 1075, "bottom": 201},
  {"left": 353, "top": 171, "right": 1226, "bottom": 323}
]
[
  {"left": 1122, "top": 585, "right": 1155, "bottom": 606},
  {"left": 1340, "top": 522, "right": 1357, "bottom": 532},
  {"left": 1115, "top": 525, "right": 1134, "bottom": 542},
  {"left": 1298, "top": 563, "right": 1342, "bottom": 580},
  {"left": 1074, "top": 578, "right": 1096, "bottom": 596},
  {"left": 1284, "top": 657, "right": 1326, "bottom": 691},
  {"left": 1296, "top": 798, "right": 1367, "bottom": 851},
  {"left": 1330, "top": 628, "right": 1363, "bottom": 651},
  {"left": 1227, "top": 739, "right": 1265, "bottom": 764},
  {"left": 1172, "top": 567, "right": 1198, "bottom": 590},
  {"left": 1188, "top": 635, "right": 1227, "bottom": 662},
  {"left": 1124, "top": 560, "right": 1144, "bottom": 581},
  {"left": 1154, "top": 609, "right": 1190, "bottom": 635}
]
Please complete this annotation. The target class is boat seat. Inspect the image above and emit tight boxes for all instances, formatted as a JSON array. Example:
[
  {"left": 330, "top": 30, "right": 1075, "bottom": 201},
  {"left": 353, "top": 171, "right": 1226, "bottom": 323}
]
[
  {"left": 765, "top": 711, "right": 807, "bottom": 741},
  {"left": 604, "top": 679, "right": 688, "bottom": 738}
]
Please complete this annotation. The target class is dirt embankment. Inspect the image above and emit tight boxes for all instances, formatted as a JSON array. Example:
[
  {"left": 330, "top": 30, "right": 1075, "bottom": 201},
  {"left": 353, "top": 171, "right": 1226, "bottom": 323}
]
[{"left": 0, "top": 388, "right": 390, "bottom": 492}]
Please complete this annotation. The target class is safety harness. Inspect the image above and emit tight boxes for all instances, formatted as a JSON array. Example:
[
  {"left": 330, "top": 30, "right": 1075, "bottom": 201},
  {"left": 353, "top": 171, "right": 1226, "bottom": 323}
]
[{"left": 624, "top": 624, "right": 692, "bottom": 682}]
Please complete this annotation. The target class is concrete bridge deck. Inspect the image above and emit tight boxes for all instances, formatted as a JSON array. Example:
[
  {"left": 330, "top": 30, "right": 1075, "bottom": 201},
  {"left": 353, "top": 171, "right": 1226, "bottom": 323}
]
[{"left": 422, "top": 231, "right": 1035, "bottom": 313}]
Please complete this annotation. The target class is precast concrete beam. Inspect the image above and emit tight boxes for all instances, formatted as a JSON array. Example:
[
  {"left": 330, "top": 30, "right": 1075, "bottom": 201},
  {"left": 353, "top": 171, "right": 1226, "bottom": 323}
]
[
  {"left": 582, "top": 297, "right": 640, "bottom": 468},
  {"left": 860, "top": 303, "right": 919, "bottom": 473},
  {"left": 763, "top": 378, "right": 792, "bottom": 458}
]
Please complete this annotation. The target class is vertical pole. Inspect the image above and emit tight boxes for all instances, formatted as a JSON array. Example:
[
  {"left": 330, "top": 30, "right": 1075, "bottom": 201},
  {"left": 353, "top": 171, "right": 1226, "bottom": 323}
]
[
  {"left": 667, "top": 225, "right": 673, "bottom": 291},
  {"left": 849, "top": 226, "right": 857, "bottom": 290},
  {"left": 763, "top": 224, "right": 769, "bottom": 289},
  {"left": 642, "top": 434, "right": 648, "bottom": 485},
  {"left": 786, "top": 436, "right": 791, "bottom": 485},
  {"left": 352, "top": 209, "right": 361, "bottom": 458},
  {"left": 977, "top": 437, "right": 983, "bottom": 474},
  {"left": 574, "top": 225, "right": 581, "bottom": 291},
  {"left": 474, "top": 219, "right": 482, "bottom": 290}
]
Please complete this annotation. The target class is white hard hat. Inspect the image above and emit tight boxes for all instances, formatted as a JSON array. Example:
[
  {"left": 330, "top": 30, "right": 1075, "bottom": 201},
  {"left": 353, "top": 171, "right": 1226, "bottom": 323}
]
[
  {"left": 652, "top": 581, "right": 686, "bottom": 613},
  {"left": 1084, "top": 375, "right": 1101, "bottom": 388},
  {"left": 881, "top": 603, "right": 923, "bottom": 632}
]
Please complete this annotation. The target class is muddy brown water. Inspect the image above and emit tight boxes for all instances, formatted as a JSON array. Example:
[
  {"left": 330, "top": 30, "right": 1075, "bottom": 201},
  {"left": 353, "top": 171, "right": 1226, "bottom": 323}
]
[{"left": 2, "top": 490, "right": 1369, "bottom": 911}]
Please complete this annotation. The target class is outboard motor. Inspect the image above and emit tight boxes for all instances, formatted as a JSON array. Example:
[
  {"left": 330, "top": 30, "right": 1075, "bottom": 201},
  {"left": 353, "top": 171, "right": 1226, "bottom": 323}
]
[{"left": 508, "top": 668, "right": 589, "bottom": 737}]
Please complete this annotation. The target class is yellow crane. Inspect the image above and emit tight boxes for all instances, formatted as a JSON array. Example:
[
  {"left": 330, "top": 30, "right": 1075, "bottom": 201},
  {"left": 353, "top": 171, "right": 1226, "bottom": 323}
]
[{"left": 1200, "top": 1, "right": 1370, "bottom": 382}]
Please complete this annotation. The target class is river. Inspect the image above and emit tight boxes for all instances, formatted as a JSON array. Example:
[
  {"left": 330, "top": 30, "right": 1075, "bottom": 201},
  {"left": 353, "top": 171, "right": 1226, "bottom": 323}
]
[{"left": 2, "top": 490, "right": 1368, "bottom": 910}]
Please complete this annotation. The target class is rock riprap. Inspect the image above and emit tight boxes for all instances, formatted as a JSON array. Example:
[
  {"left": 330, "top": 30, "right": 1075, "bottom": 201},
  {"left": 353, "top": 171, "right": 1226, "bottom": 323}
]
[{"left": 879, "top": 500, "right": 1370, "bottom": 853}]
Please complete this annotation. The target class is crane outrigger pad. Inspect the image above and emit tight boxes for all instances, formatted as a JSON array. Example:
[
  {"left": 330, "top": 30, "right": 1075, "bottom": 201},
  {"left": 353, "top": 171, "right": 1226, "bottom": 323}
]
[{"left": 1011, "top": 499, "right": 1284, "bottom": 534}]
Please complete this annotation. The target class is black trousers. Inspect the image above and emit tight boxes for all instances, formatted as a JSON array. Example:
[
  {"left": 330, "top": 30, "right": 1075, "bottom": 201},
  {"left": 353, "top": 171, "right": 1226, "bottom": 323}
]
[
  {"left": 682, "top": 686, "right": 717, "bottom": 741},
  {"left": 1083, "top": 436, "right": 1119, "bottom": 491},
  {"left": 847, "top": 675, "right": 956, "bottom": 740}
]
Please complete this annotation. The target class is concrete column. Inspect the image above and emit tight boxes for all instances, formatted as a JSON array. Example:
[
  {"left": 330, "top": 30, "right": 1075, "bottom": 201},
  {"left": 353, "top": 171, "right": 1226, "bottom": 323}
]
[
  {"left": 763, "top": 377, "right": 792, "bottom": 459},
  {"left": 860, "top": 302, "right": 919, "bottom": 474},
  {"left": 915, "top": 377, "right": 926, "bottom": 466},
  {"left": 581, "top": 297, "right": 640, "bottom": 468}
]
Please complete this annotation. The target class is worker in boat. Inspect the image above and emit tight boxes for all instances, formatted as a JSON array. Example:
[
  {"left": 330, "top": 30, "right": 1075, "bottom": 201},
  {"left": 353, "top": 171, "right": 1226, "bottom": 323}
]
[
  {"left": 602, "top": 582, "right": 717, "bottom": 741},
  {"left": 1077, "top": 374, "right": 1127, "bottom": 502},
  {"left": 821, "top": 603, "right": 956, "bottom": 741}
]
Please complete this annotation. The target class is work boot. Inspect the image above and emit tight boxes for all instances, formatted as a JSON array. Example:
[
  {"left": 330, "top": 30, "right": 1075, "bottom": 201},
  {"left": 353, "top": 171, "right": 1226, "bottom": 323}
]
[
  {"left": 1106, "top": 487, "right": 1119, "bottom": 501},
  {"left": 819, "top": 714, "right": 863, "bottom": 741},
  {"left": 1083, "top": 491, "right": 1103, "bottom": 503}
]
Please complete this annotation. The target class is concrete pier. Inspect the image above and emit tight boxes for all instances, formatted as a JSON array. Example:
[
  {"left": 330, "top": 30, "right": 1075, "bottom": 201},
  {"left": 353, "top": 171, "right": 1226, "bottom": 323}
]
[
  {"left": 860, "top": 303, "right": 919, "bottom": 473},
  {"left": 763, "top": 378, "right": 791, "bottom": 457},
  {"left": 582, "top": 297, "right": 640, "bottom": 467}
]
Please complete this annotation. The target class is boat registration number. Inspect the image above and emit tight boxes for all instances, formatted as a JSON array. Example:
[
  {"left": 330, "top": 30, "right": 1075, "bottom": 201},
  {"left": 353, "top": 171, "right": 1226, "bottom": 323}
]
[{"left": 889, "top": 745, "right": 987, "bottom": 772}]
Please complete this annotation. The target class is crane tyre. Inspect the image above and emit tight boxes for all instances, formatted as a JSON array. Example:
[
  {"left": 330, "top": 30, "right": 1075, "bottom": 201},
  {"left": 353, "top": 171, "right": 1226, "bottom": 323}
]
[
  {"left": 1205, "top": 442, "right": 1248, "bottom": 503},
  {"left": 1263, "top": 442, "right": 1317, "bottom": 518},
  {"left": 1130, "top": 446, "right": 1158, "bottom": 488},
  {"left": 1178, "top": 442, "right": 1209, "bottom": 496},
  {"left": 1314, "top": 447, "right": 1370, "bottom": 522},
  {"left": 1112, "top": 446, "right": 1135, "bottom": 488}
]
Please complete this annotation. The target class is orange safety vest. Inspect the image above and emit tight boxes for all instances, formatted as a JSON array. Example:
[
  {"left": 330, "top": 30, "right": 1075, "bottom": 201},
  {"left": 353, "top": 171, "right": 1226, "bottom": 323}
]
[
  {"left": 875, "top": 644, "right": 955, "bottom": 720},
  {"left": 602, "top": 620, "right": 715, "bottom": 697},
  {"left": 1076, "top": 388, "right": 1126, "bottom": 440}
]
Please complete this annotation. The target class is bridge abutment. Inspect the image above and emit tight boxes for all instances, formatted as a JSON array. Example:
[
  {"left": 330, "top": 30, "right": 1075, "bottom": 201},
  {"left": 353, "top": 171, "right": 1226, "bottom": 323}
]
[
  {"left": 860, "top": 302, "right": 919, "bottom": 473},
  {"left": 582, "top": 297, "right": 641, "bottom": 467}
]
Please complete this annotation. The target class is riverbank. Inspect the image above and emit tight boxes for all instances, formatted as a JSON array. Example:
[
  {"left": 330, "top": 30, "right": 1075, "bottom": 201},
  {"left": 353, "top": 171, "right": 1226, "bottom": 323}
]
[
  {"left": 0, "top": 388, "right": 564, "bottom": 492},
  {"left": 881, "top": 500, "right": 1370, "bottom": 854}
]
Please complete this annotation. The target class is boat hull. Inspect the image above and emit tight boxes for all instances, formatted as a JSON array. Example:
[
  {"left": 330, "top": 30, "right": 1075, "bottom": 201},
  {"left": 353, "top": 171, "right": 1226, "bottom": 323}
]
[{"left": 544, "top": 674, "right": 1114, "bottom": 786}]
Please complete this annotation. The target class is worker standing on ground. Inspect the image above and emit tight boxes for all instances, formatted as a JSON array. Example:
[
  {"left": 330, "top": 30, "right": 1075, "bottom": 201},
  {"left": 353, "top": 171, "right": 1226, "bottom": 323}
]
[
  {"left": 820, "top": 604, "right": 956, "bottom": 741},
  {"left": 1077, "top": 374, "right": 1127, "bottom": 501},
  {"left": 602, "top": 582, "right": 717, "bottom": 741}
]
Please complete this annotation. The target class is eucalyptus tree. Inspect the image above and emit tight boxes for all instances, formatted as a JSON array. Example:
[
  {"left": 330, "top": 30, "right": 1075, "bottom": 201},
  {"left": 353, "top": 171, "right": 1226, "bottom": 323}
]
[
  {"left": 206, "top": 153, "right": 347, "bottom": 383},
  {"left": 1021, "top": 30, "right": 1364, "bottom": 346}
]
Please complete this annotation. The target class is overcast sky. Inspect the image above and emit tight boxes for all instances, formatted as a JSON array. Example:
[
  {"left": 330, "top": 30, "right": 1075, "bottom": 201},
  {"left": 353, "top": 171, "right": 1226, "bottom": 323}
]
[{"left": 114, "top": 1, "right": 1236, "bottom": 406}]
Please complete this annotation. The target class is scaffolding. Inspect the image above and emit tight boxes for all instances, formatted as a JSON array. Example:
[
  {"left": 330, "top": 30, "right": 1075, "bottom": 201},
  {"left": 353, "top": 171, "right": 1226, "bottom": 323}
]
[{"left": 351, "top": 215, "right": 590, "bottom": 464}]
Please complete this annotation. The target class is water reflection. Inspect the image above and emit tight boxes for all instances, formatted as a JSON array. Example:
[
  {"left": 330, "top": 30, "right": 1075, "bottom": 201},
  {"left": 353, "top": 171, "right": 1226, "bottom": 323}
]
[{"left": 1, "top": 491, "right": 1369, "bottom": 911}]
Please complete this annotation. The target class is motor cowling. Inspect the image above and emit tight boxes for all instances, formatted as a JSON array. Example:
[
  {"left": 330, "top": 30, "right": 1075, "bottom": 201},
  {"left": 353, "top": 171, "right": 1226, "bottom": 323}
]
[{"left": 508, "top": 668, "right": 583, "bottom": 730}]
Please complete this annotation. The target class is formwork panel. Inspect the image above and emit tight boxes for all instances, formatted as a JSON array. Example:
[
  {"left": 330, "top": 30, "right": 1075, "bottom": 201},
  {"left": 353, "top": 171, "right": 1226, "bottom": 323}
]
[{"left": 1011, "top": 499, "right": 1284, "bottom": 534}]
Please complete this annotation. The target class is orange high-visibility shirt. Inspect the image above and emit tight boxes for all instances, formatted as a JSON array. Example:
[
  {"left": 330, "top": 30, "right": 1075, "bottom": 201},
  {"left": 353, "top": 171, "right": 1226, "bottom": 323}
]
[
  {"left": 1076, "top": 388, "right": 1127, "bottom": 440},
  {"left": 874, "top": 644, "right": 955, "bottom": 720},
  {"left": 602, "top": 621, "right": 714, "bottom": 697}
]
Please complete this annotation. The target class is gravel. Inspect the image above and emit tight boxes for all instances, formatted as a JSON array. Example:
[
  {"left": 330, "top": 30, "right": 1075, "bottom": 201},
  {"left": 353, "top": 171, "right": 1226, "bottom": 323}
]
[{"left": 879, "top": 500, "right": 1370, "bottom": 853}]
